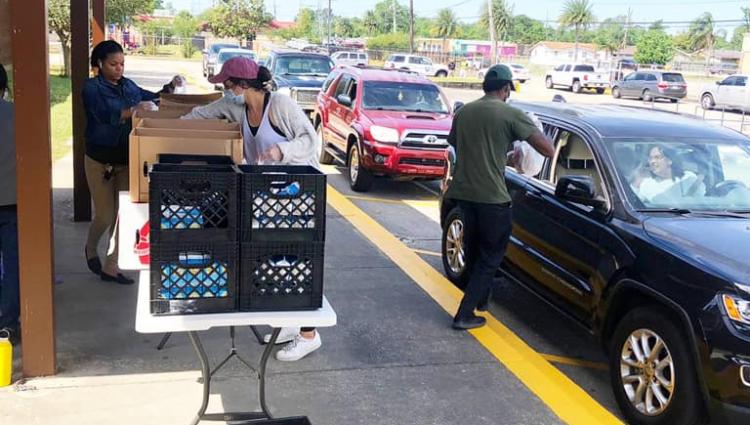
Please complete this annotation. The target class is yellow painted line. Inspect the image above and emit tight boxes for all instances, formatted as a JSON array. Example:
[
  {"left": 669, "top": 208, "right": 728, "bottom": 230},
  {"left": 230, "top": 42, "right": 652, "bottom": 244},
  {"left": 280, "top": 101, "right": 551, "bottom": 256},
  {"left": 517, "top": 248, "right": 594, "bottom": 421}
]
[
  {"left": 346, "top": 194, "right": 406, "bottom": 205},
  {"left": 403, "top": 199, "right": 440, "bottom": 223},
  {"left": 412, "top": 248, "right": 442, "bottom": 257},
  {"left": 541, "top": 354, "right": 609, "bottom": 371},
  {"left": 327, "top": 185, "right": 622, "bottom": 425},
  {"left": 319, "top": 164, "right": 341, "bottom": 175}
]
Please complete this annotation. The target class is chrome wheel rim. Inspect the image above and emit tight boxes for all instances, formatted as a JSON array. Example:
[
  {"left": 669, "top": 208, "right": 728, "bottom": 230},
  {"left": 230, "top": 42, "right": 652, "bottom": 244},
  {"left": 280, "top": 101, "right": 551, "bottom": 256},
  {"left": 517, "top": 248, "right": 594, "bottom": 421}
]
[
  {"left": 349, "top": 147, "right": 359, "bottom": 182},
  {"left": 620, "top": 328, "right": 675, "bottom": 416},
  {"left": 317, "top": 126, "right": 325, "bottom": 157},
  {"left": 702, "top": 95, "right": 712, "bottom": 109},
  {"left": 445, "top": 218, "right": 466, "bottom": 274},
  {"left": 613, "top": 88, "right": 620, "bottom": 97}
]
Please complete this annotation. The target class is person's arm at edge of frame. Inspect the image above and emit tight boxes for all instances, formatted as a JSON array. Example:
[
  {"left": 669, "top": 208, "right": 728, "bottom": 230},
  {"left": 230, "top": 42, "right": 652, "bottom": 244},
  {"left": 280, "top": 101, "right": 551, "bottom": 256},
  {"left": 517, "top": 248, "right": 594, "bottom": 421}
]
[{"left": 525, "top": 130, "right": 555, "bottom": 158}]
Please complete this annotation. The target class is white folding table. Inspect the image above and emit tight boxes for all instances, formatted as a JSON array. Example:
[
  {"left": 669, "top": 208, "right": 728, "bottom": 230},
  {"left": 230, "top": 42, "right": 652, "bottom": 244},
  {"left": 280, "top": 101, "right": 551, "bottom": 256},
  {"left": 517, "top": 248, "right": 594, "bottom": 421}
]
[{"left": 135, "top": 270, "right": 336, "bottom": 424}]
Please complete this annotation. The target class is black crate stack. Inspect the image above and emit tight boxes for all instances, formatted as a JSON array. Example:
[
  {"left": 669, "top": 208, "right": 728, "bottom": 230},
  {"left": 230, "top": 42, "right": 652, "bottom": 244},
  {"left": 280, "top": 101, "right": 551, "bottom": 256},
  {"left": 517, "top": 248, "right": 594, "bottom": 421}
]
[
  {"left": 238, "top": 165, "right": 327, "bottom": 311},
  {"left": 148, "top": 162, "right": 240, "bottom": 315}
]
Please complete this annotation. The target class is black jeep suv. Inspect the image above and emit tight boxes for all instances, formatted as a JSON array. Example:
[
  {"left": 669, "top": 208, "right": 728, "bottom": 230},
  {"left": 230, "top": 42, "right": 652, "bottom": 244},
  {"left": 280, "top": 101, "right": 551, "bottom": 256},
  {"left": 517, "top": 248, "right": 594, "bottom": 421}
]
[{"left": 441, "top": 102, "right": 750, "bottom": 425}]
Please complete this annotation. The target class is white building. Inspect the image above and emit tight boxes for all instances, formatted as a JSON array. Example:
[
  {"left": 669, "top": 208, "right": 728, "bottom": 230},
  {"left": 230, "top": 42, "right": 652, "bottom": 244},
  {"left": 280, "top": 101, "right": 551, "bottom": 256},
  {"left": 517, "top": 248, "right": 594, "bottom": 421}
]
[{"left": 529, "top": 41, "right": 611, "bottom": 67}]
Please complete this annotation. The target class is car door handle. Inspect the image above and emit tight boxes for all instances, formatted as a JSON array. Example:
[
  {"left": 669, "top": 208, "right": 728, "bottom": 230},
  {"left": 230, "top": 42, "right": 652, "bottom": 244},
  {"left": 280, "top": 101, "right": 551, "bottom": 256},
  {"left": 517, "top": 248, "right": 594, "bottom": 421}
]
[{"left": 524, "top": 191, "right": 543, "bottom": 201}]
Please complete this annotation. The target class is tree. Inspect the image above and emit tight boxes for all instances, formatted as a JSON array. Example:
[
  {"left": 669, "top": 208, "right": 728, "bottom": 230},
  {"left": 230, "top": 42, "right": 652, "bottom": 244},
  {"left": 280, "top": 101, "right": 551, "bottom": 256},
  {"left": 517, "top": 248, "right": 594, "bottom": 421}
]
[
  {"left": 509, "top": 15, "right": 546, "bottom": 46},
  {"left": 295, "top": 8, "right": 318, "bottom": 38},
  {"left": 648, "top": 20, "right": 665, "bottom": 32},
  {"left": 559, "top": 0, "right": 595, "bottom": 62},
  {"left": 362, "top": 1, "right": 409, "bottom": 35},
  {"left": 687, "top": 12, "right": 726, "bottom": 70},
  {"left": 173, "top": 11, "right": 198, "bottom": 58},
  {"left": 433, "top": 9, "right": 459, "bottom": 40},
  {"left": 480, "top": 0, "right": 513, "bottom": 42},
  {"left": 208, "top": 0, "right": 270, "bottom": 45},
  {"left": 106, "top": 0, "right": 158, "bottom": 27},
  {"left": 593, "top": 17, "right": 626, "bottom": 55},
  {"left": 730, "top": 7, "right": 750, "bottom": 49},
  {"left": 634, "top": 30, "right": 674, "bottom": 65},
  {"left": 48, "top": 0, "right": 72, "bottom": 77}
]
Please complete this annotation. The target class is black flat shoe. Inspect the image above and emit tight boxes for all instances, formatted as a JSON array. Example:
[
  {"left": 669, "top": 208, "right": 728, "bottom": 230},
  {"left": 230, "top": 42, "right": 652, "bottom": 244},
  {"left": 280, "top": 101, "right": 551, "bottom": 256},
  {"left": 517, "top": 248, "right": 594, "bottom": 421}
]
[
  {"left": 85, "top": 246, "right": 102, "bottom": 276},
  {"left": 101, "top": 272, "right": 135, "bottom": 285},
  {"left": 477, "top": 299, "right": 490, "bottom": 312},
  {"left": 452, "top": 315, "right": 487, "bottom": 330}
]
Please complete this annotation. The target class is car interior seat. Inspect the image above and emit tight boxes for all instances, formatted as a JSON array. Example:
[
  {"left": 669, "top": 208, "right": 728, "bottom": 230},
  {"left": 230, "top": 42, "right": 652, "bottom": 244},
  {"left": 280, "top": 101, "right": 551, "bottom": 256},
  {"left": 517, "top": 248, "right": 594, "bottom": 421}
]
[{"left": 554, "top": 134, "right": 604, "bottom": 197}]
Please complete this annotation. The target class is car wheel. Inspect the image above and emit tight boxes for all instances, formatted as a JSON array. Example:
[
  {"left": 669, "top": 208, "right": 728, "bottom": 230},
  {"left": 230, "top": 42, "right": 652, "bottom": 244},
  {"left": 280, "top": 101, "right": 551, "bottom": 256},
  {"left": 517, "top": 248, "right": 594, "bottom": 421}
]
[
  {"left": 670, "top": 98, "right": 678, "bottom": 104},
  {"left": 596, "top": 88, "right": 605, "bottom": 94},
  {"left": 612, "top": 87, "right": 622, "bottom": 99},
  {"left": 348, "top": 143, "right": 374, "bottom": 192},
  {"left": 436, "top": 70, "right": 448, "bottom": 78},
  {"left": 316, "top": 123, "right": 334, "bottom": 165},
  {"left": 545, "top": 76, "right": 553, "bottom": 89},
  {"left": 701, "top": 93, "right": 715, "bottom": 110},
  {"left": 519, "top": 79, "right": 527, "bottom": 84},
  {"left": 441, "top": 207, "right": 471, "bottom": 289},
  {"left": 572, "top": 81, "right": 582, "bottom": 93},
  {"left": 478, "top": 72, "right": 485, "bottom": 79},
  {"left": 643, "top": 89, "right": 653, "bottom": 102},
  {"left": 610, "top": 308, "right": 706, "bottom": 425}
]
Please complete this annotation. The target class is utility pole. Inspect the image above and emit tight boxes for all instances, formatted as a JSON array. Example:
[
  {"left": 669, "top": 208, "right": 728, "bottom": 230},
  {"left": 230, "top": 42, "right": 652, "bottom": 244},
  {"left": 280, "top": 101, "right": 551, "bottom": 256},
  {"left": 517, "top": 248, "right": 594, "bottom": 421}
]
[
  {"left": 487, "top": 0, "right": 497, "bottom": 65},
  {"left": 409, "top": 0, "right": 414, "bottom": 53},
  {"left": 328, "top": 0, "right": 332, "bottom": 45},
  {"left": 393, "top": 0, "right": 397, "bottom": 33}
]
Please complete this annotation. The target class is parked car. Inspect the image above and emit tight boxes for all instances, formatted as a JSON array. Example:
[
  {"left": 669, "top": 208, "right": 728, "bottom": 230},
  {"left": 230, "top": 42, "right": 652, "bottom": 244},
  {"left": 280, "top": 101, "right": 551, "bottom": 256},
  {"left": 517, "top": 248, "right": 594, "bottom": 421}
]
[
  {"left": 700, "top": 74, "right": 750, "bottom": 112},
  {"left": 212, "top": 48, "right": 256, "bottom": 78},
  {"left": 265, "top": 50, "right": 335, "bottom": 118},
  {"left": 545, "top": 64, "right": 610, "bottom": 93},
  {"left": 203, "top": 43, "right": 239, "bottom": 77},
  {"left": 441, "top": 100, "right": 750, "bottom": 425},
  {"left": 709, "top": 64, "right": 739, "bottom": 75},
  {"left": 331, "top": 51, "right": 369, "bottom": 68},
  {"left": 383, "top": 54, "right": 450, "bottom": 78},
  {"left": 478, "top": 63, "right": 531, "bottom": 83},
  {"left": 612, "top": 71, "right": 687, "bottom": 102},
  {"left": 314, "top": 66, "right": 456, "bottom": 191}
]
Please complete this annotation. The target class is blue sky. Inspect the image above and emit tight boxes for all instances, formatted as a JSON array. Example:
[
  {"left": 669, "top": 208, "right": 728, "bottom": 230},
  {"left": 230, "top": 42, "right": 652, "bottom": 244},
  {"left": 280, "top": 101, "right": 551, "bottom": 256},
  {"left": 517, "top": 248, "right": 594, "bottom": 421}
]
[{"left": 171, "top": 0, "right": 747, "bottom": 34}]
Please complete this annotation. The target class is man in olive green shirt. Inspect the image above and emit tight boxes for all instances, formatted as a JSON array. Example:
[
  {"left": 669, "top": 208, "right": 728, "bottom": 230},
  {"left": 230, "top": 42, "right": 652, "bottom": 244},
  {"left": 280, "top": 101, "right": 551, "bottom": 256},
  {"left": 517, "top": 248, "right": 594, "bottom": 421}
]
[{"left": 447, "top": 64, "right": 554, "bottom": 330}]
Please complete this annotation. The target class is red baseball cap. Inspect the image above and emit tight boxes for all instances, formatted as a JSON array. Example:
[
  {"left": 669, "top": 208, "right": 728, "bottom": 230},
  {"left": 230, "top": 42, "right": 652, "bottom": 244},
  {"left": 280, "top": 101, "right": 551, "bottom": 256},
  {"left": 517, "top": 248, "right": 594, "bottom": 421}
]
[{"left": 208, "top": 56, "right": 259, "bottom": 84}]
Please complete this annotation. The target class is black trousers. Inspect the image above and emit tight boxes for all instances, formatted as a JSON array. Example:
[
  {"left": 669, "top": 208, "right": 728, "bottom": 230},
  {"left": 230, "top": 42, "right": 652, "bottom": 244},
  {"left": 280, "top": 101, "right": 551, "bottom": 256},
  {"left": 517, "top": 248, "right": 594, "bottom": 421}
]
[{"left": 454, "top": 200, "right": 513, "bottom": 320}]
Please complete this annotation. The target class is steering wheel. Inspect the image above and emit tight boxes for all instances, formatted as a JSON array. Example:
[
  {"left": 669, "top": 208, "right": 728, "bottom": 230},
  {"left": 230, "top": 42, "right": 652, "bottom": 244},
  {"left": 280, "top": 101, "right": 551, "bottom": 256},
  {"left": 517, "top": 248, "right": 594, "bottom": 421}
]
[{"left": 709, "top": 180, "right": 747, "bottom": 197}]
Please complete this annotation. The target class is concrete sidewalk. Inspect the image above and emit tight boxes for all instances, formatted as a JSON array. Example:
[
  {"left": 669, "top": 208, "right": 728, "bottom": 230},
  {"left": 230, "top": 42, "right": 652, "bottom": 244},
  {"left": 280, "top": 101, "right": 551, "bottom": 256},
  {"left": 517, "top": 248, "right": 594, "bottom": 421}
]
[{"left": 0, "top": 156, "right": 560, "bottom": 425}]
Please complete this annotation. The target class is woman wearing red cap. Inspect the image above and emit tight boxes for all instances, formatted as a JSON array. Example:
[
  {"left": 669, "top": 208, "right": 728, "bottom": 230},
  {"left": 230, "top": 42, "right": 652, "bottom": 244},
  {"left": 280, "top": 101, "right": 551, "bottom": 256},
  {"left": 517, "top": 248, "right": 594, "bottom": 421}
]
[{"left": 183, "top": 56, "right": 322, "bottom": 361}]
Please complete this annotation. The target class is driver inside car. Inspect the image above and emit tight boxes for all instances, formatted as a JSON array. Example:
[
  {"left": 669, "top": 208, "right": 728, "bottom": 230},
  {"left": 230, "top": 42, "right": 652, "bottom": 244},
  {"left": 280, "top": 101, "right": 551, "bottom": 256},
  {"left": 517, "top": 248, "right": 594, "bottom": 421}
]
[{"left": 631, "top": 145, "right": 705, "bottom": 203}]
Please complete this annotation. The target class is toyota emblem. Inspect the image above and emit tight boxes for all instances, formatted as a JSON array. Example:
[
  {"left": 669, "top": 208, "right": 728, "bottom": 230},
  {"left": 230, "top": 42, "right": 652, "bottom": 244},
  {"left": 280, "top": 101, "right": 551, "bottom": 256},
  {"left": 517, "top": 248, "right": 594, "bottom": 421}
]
[{"left": 424, "top": 135, "right": 438, "bottom": 144}]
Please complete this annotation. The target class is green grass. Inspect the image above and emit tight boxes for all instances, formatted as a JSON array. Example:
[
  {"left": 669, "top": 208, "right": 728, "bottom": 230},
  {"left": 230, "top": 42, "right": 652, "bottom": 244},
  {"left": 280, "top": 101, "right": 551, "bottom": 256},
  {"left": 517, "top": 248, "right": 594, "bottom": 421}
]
[
  {"left": 50, "top": 71, "right": 72, "bottom": 160},
  {"left": 138, "top": 44, "right": 202, "bottom": 61}
]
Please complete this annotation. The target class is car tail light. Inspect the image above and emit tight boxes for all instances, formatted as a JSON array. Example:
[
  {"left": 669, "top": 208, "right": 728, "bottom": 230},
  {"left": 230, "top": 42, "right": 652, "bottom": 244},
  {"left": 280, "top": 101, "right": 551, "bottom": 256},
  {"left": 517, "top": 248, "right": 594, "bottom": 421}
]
[{"left": 657, "top": 82, "right": 669, "bottom": 90}]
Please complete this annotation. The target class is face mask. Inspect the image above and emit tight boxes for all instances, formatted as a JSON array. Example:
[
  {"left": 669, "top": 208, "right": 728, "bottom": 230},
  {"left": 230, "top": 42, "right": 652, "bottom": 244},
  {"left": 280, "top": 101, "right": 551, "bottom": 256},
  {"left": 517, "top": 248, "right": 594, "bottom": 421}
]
[{"left": 224, "top": 89, "right": 245, "bottom": 105}]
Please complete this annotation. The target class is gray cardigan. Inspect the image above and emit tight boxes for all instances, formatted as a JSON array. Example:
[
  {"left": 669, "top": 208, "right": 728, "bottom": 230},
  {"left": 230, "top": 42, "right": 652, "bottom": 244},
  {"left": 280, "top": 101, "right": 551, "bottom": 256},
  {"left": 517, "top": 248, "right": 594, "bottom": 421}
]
[{"left": 181, "top": 93, "right": 320, "bottom": 168}]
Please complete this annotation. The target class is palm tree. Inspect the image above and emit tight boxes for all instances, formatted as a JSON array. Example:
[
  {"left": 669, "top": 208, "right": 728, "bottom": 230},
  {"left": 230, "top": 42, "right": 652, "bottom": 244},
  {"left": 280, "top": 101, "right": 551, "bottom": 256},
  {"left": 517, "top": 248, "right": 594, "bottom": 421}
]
[
  {"left": 363, "top": 10, "right": 378, "bottom": 35},
  {"left": 434, "top": 9, "right": 459, "bottom": 40},
  {"left": 688, "top": 13, "right": 727, "bottom": 73},
  {"left": 559, "top": 0, "right": 595, "bottom": 62}
]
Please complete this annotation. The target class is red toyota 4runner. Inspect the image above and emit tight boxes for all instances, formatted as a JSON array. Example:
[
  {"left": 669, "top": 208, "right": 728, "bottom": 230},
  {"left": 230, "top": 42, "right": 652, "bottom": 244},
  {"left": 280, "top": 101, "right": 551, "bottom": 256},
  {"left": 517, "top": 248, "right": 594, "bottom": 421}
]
[{"left": 314, "top": 66, "right": 456, "bottom": 192}]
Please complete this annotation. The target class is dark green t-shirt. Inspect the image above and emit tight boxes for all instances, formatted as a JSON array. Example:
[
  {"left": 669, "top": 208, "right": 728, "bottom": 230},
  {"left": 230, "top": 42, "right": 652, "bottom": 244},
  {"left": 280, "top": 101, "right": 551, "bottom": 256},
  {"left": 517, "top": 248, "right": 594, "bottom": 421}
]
[{"left": 445, "top": 95, "right": 538, "bottom": 204}]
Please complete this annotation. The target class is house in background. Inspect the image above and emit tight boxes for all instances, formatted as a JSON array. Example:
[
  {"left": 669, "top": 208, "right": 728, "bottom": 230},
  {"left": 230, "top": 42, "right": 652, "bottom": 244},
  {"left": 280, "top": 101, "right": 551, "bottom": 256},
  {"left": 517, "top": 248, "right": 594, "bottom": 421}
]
[
  {"left": 452, "top": 39, "right": 518, "bottom": 60},
  {"left": 529, "top": 41, "right": 610, "bottom": 66},
  {"left": 415, "top": 38, "right": 453, "bottom": 53}
]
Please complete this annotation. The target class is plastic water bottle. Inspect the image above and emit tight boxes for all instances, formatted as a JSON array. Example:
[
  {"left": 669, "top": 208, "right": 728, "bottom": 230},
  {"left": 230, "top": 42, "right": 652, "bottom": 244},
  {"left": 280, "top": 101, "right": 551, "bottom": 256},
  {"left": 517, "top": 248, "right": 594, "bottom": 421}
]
[{"left": 0, "top": 329, "right": 12, "bottom": 387}]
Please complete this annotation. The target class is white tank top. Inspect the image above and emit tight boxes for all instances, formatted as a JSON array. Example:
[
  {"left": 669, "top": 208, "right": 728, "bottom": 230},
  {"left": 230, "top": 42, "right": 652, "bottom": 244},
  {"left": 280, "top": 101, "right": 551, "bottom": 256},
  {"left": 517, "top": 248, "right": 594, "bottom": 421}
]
[{"left": 241, "top": 100, "right": 288, "bottom": 165}]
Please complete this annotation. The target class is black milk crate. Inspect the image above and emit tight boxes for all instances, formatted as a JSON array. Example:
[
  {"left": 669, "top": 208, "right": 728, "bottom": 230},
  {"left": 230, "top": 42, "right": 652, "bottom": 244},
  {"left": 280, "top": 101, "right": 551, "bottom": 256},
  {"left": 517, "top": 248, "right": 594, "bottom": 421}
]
[
  {"left": 157, "top": 153, "right": 234, "bottom": 166},
  {"left": 239, "top": 165, "right": 326, "bottom": 242},
  {"left": 150, "top": 242, "right": 238, "bottom": 315},
  {"left": 149, "top": 163, "right": 239, "bottom": 244},
  {"left": 240, "top": 241, "right": 324, "bottom": 312},
  {"left": 249, "top": 417, "right": 311, "bottom": 425}
]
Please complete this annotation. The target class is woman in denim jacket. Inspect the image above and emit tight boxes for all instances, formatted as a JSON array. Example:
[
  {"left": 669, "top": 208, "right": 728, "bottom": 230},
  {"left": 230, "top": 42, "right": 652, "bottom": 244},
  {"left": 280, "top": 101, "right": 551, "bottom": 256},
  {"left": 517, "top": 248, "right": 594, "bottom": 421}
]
[{"left": 82, "top": 40, "right": 177, "bottom": 285}]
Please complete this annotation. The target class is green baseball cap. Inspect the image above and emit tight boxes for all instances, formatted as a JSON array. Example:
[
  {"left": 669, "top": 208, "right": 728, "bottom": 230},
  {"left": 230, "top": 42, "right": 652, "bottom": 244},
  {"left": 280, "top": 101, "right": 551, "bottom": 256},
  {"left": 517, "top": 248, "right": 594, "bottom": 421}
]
[{"left": 484, "top": 64, "right": 515, "bottom": 91}]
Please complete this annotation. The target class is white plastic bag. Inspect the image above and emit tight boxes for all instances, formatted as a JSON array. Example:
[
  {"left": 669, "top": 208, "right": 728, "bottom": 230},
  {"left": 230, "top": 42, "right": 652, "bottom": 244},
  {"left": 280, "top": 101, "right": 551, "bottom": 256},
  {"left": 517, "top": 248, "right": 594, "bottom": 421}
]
[{"left": 510, "top": 112, "right": 545, "bottom": 177}]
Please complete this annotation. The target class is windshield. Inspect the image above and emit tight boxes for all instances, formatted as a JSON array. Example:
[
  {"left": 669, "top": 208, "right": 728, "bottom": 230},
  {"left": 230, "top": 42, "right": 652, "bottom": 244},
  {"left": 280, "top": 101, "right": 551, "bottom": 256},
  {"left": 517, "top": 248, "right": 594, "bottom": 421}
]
[
  {"left": 274, "top": 56, "right": 333, "bottom": 75},
  {"left": 606, "top": 139, "right": 750, "bottom": 211},
  {"left": 211, "top": 44, "right": 237, "bottom": 54},
  {"left": 574, "top": 65, "right": 595, "bottom": 72},
  {"left": 662, "top": 73, "right": 685, "bottom": 83},
  {"left": 218, "top": 51, "right": 255, "bottom": 62},
  {"left": 362, "top": 81, "right": 450, "bottom": 113}
]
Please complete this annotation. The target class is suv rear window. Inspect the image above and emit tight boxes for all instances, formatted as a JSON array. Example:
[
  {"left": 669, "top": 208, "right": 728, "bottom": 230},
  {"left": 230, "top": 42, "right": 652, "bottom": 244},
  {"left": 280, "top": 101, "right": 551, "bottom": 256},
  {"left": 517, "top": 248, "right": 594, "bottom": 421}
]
[
  {"left": 662, "top": 73, "right": 685, "bottom": 83},
  {"left": 573, "top": 65, "right": 595, "bottom": 72},
  {"left": 389, "top": 55, "right": 405, "bottom": 63}
]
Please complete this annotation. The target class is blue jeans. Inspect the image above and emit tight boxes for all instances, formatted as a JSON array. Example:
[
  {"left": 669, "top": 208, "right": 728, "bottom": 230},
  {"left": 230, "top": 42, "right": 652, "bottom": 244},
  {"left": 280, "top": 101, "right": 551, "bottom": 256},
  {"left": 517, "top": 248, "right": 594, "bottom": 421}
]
[
  {"left": 455, "top": 201, "right": 513, "bottom": 320},
  {"left": 0, "top": 208, "right": 19, "bottom": 329}
]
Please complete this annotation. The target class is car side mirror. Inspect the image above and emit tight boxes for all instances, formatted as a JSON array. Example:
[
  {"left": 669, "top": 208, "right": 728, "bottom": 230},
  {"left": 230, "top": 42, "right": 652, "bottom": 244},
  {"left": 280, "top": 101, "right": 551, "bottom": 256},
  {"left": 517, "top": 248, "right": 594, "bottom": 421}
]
[
  {"left": 555, "top": 176, "right": 606, "bottom": 209},
  {"left": 337, "top": 94, "right": 353, "bottom": 107},
  {"left": 453, "top": 101, "right": 464, "bottom": 112}
]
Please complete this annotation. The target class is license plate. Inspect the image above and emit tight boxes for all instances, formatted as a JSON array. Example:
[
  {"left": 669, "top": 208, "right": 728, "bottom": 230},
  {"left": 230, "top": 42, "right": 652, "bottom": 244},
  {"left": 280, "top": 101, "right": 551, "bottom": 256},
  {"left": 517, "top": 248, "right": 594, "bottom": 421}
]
[{"left": 671, "top": 86, "right": 680, "bottom": 90}]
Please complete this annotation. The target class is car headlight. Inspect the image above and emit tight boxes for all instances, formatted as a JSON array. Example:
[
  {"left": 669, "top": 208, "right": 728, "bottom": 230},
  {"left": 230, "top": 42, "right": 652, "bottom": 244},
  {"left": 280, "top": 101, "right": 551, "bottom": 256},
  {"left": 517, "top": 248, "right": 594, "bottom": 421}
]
[
  {"left": 369, "top": 126, "right": 400, "bottom": 144},
  {"left": 722, "top": 293, "right": 750, "bottom": 325}
]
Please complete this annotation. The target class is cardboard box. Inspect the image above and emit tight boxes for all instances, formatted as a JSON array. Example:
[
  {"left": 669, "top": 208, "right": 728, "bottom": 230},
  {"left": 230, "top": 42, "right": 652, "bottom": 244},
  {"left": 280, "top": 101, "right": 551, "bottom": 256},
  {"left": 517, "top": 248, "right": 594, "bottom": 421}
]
[
  {"left": 138, "top": 118, "right": 236, "bottom": 132},
  {"left": 129, "top": 126, "right": 243, "bottom": 203},
  {"left": 160, "top": 92, "right": 222, "bottom": 105},
  {"left": 132, "top": 108, "right": 196, "bottom": 128}
]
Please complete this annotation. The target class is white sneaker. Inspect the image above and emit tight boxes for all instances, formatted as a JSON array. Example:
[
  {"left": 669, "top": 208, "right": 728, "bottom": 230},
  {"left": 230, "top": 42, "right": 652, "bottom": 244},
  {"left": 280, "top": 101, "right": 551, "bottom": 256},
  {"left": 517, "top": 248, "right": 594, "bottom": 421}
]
[
  {"left": 263, "top": 327, "right": 300, "bottom": 344},
  {"left": 275, "top": 332, "right": 322, "bottom": 362}
]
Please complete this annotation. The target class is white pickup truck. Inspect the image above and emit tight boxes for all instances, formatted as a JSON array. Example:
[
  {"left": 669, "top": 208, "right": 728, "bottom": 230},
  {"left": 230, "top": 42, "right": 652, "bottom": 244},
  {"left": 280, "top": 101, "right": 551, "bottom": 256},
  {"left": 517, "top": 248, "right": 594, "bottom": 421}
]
[{"left": 545, "top": 64, "right": 609, "bottom": 94}]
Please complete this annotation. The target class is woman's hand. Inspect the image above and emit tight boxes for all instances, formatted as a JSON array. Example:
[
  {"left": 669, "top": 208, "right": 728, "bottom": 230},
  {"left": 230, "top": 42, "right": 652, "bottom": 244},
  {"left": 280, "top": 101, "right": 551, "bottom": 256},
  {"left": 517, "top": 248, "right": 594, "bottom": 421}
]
[{"left": 260, "top": 144, "right": 284, "bottom": 163}]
